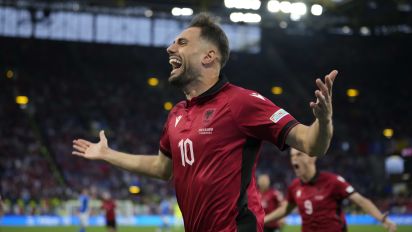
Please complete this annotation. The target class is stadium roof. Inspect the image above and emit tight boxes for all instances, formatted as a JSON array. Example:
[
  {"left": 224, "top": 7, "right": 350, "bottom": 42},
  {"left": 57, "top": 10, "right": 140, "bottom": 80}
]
[{"left": 1, "top": 0, "right": 410, "bottom": 30}]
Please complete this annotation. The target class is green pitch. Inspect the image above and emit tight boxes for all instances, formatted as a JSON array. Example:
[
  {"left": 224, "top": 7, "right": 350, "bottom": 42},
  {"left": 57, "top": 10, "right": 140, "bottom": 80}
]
[{"left": 1, "top": 226, "right": 411, "bottom": 232}]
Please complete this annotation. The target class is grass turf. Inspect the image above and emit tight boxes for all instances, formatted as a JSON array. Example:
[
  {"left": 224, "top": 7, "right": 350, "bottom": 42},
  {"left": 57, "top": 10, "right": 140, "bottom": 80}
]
[{"left": 1, "top": 226, "right": 411, "bottom": 232}]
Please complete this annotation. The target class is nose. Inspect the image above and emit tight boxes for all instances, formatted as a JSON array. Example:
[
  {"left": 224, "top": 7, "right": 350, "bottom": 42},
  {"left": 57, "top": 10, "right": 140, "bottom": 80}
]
[{"left": 166, "top": 42, "right": 176, "bottom": 55}]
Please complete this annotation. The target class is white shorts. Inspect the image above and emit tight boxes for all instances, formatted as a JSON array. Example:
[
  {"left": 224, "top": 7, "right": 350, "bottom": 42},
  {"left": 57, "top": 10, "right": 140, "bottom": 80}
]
[{"left": 79, "top": 212, "right": 89, "bottom": 226}]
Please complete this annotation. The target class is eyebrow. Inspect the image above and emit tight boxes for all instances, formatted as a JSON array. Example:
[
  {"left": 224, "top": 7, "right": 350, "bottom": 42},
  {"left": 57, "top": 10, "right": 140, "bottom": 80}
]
[{"left": 173, "top": 37, "right": 188, "bottom": 44}]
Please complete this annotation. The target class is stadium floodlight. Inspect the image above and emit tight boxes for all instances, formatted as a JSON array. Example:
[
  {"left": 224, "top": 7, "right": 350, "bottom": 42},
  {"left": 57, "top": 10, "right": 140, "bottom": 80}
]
[
  {"left": 230, "top": 12, "right": 243, "bottom": 23},
  {"left": 279, "top": 21, "right": 288, "bottom": 28},
  {"left": 164, "top": 101, "right": 173, "bottom": 111},
  {"left": 181, "top": 8, "right": 193, "bottom": 16},
  {"left": 225, "top": 0, "right": 261, "bottom": 10},
  {"left": 129, "top": 186, "right": 141, "bottom": 194},
  {"left": 271, "top": 86, "right": 283, "bottom": 95},
  {"left": 311, "top": 4, "right": 323, "bottom": 16},
  {"left": 267, "top": 0, "right": 280, "bottom": 13},
  {"left": 171, "top": 7, "right": 193, "bottom": 16},
  {"left": 144, "top": 9, "right": 153, "bottom": 17},
  {"left": 360, "top": 26, "right": 371, "bottom": 36},
  {"left": 16, "top": 96, "right": 29, "bottom": 105},
  {"left": 171, "top": 7, "right": 181, "bottom": 16},
  {"left": 147, "top": 77, "right": 159, "bottom": 87},
  {"left": 346, "top": 88, "right": 359, "bottom": 97},
  {"left": 289, "top": 2, "right": 306, "bottom": 21},
  {"left": 342, "top": 26, "right": 352, "bottom": 34},
  {"left": 290, "top": 13, "right": 302, "bottom": 21},
  {"left": 383, "top": 128, "right": 394, "bottom": 139},
  {"left": 291, "top": 2, "right": 307, "bottom": 16},
  {"left": 279, "top": 1, "right": 291, "bottom": 13},
  {"left": 230, "top": 12, "right": 261, "bottom": 23},
  {"left": 6, "top": 70, "right": 14, "bottom": 79},
  {"left": 244, "top": 13, "right": 261, "bottom": 23}
]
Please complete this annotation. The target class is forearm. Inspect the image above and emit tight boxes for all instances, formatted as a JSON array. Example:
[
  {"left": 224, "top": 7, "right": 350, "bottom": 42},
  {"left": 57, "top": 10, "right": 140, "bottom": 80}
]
[
  {"left": 287, "top": 119, "right": 333, "bottom": 157},
  {"left": 265, "top": 208, "right": 286, "bottom": 224},
  {"left": 357, "top": 198, "right": 386, "bottom": 222},
  {"left": 102, "top": 149, "right": 170, "bottom": 180},
  {"left": 264, "top": 202, "right": 294, "bottom": 224},
  {"left": 305, "top": 118, "right": 333, "bottom": 156}
]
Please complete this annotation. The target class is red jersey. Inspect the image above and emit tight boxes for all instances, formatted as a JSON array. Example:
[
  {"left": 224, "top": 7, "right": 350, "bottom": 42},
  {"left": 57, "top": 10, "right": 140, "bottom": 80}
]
[
  {"left": 260, "top": 188, "right": 284, "bottom": 229},
  {"left": 286, "top": 172, "right": 355, "bottom": 232},
  {"left": 101, "top": 199, "right": 116, "bottom": 221},
  {"left": 160, "top": 77, "right": 299, "bottom": 232}
]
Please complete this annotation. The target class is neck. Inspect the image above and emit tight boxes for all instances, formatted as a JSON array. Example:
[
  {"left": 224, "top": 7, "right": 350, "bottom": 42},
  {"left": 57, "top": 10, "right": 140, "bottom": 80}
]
[
  {"left": 301, "top": 166, "right": 317, "bottom": 183},
  {"left": 183, "top": 72, "right": 219, "bottom": 100}
]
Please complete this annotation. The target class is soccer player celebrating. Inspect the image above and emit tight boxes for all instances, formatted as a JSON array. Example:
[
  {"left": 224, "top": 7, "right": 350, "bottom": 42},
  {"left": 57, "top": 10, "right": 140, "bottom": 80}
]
[
  {"left": 73, "top": 13, "right": 338, "bottom": 232},
  {"left": 258, "top": 174, "right": 285, "bottom": 232},
  {"left": 264, "top": 148, "right": 397, "bottom": 232}
]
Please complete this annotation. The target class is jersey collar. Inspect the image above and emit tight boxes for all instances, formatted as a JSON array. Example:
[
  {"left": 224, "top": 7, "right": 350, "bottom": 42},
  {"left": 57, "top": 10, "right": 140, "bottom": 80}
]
[
  {"left": 301, "top": 171, "right": 320, "bottom": 185},
  {"left": 185, "top": 74, "right": 229, "bottom": 107}
]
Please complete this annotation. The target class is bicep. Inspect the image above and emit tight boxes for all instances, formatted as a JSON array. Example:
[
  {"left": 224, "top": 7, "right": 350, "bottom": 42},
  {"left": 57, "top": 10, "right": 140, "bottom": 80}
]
[
  {"left": 155, "top": 150, "right": 172, "bottom": 180},
  {"left": 348, "top": 192, "right": 364, "bottom": 205}
]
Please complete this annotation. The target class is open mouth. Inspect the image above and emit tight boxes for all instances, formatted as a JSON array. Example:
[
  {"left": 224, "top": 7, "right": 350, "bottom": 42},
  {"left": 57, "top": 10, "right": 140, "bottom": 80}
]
[
  {"left": 293, "top": 164, "right": 300, "bottom": 170},
  {"left": 169, "top": 56, "right": 182, "bottom": 71}
]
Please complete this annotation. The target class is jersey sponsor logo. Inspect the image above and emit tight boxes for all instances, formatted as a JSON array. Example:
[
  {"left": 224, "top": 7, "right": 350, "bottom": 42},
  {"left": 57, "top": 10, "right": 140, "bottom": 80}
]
[
  {"left": 198, "top": 128, "right": 213, "bottom": 135},
  {"left": 202, "top": 108, "right": 216, "bottom": 126},
  {"left": 270, "top": 109, "right": 289, "bottom": 123},
  {"left": 346, "top": 186, "right": 354, "bottom": 194},
  {"left": 250, "top": 92, "right": 266, "bottom": 101},
  {"left": 175, "top": 115, "right": 182, "bottom": 127}
]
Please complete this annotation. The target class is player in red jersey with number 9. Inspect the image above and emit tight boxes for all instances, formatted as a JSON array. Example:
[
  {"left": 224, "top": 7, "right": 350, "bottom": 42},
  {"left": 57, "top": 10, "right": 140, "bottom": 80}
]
[{"left": 264, "top": 148, "right": 397, "bottom": 232}]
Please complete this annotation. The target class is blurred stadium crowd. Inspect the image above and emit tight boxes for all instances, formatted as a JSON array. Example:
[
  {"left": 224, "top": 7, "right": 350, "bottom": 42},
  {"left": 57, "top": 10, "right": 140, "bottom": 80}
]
[{"left": 1, "top": 31, "right": 411, "bottom": 216}]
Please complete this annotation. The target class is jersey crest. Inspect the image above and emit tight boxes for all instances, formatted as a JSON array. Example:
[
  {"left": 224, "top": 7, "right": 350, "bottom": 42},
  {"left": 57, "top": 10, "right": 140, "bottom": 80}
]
[{"left": 202, "top": 108, "right": 216, "bottom": 126}]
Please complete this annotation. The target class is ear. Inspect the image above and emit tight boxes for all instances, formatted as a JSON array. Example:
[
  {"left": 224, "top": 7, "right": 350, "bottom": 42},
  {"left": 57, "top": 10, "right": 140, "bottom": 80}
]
[{"left": 202, "top": 50, "right": 217, "bottom": 65}]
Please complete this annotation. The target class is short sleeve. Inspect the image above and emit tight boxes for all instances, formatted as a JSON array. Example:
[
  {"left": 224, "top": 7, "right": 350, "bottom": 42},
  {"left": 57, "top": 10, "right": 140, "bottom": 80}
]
[
  {"left": 274, "top": 190, "right": 284, "bottom": 203},
  {"left": 159, "top": 113, "right": 172, "bottom": 158},
  {"left": 229, "top": 90, "right": 299, "bottom": 150},
  {"left": 333, "top": 175, "right": 356, "bottom": 199}
]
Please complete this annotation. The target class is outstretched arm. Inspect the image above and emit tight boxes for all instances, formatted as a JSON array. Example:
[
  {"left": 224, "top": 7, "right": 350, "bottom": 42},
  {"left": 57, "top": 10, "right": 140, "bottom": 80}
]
[
  {"left": 286, "top": 70, "right": 337, "bottom": 156},
  {"left": 349, "top": 193, "right": 397, "bottom": 232},
  {"left": 264, "top": 201, "right": 295, "bottom": 224},
  {"left": 72, "top": 130, "right": 172, "bottom": 180}
]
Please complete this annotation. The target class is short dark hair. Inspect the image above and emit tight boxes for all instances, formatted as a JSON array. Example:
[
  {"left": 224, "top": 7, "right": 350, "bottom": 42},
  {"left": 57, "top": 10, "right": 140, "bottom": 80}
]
[{"left": 188, "top": 13, "right": 230, "bottom": 68}]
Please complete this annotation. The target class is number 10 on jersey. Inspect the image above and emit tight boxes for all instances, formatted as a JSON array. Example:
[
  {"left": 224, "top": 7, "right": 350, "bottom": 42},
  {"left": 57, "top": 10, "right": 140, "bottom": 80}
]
[{"left": 178, "top": 138, "right": 195, "bottom": 166}]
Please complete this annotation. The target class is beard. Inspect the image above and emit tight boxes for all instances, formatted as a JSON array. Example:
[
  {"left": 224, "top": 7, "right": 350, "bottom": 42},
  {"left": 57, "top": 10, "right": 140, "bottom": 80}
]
[{"left": 168, "top": 63, "right": 199, "bottom": 88}]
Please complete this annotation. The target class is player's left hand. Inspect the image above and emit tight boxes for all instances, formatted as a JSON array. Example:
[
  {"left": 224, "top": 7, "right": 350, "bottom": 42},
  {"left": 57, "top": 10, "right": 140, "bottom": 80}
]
[
  {"left": 383, "top": 218, "right": 397, "bottom": 232},
  {"left": 310, "top": 70, "right": 338, "bottom": 123}
]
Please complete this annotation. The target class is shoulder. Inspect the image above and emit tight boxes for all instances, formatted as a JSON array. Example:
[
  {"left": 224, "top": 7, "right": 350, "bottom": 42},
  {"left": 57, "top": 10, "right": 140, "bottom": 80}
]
[
  {"left": 172, "top": 101, "right": 186, "bottom": 111},
  {"left": 223, "top": 83, "right": 268, "bottom": 102},
  {"left": 320, "top": 172, "right": 349, "bottom": 184},
  {"left": 222, "top": 83, "right": 277, "bottom": 114},
  {"left": 288, "top": 178, "right": 301, "bottom": 190},
  {"left": 165, "top": 101, "right": 185, "bottom": 120}
]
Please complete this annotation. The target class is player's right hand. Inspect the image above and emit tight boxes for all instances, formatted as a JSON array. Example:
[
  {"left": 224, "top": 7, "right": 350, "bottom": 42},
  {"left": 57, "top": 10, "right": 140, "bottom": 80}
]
[
  {"left": 72, "top": 130, "right": 109, "bottom": 160},
  {"left": 383, "top": 218, "right": 397, "bottom": 232}
]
